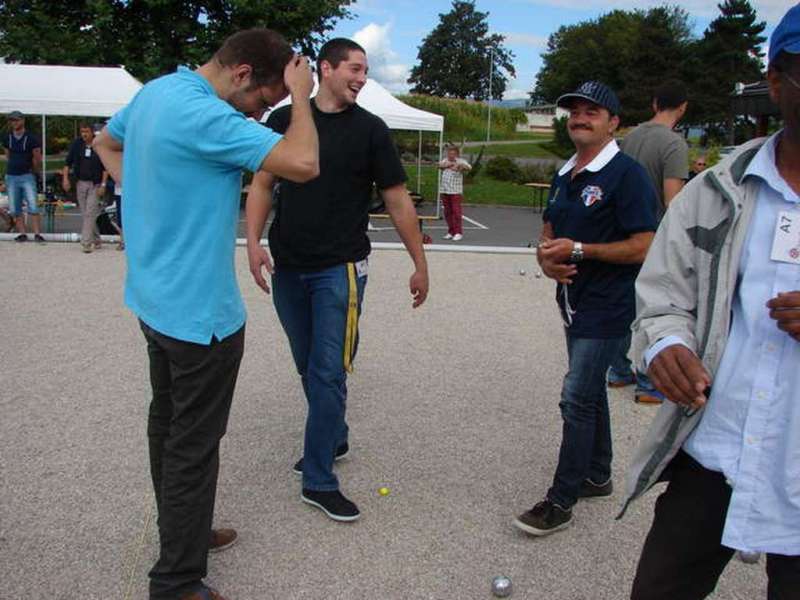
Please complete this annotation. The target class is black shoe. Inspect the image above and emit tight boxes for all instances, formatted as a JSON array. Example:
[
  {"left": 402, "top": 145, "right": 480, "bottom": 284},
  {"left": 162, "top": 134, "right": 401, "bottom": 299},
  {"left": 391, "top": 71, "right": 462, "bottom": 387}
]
[
  {"left": 293, "top": 442, "right": 350, "bottom": 476},
  {"left": 14, "top": 233, "right": 28, "bottom": 242},
  {"left": 513, "top": 499, "right": 573, "bottom": 536},
  {"left": 578, "top": 477, "right": 613, "bottom": 499},
  {"left": 34, "top": 234, "right": 46, "bottom": 244},
  {"left": 301, "top": 489, "right": 360, "bottom": 522}
]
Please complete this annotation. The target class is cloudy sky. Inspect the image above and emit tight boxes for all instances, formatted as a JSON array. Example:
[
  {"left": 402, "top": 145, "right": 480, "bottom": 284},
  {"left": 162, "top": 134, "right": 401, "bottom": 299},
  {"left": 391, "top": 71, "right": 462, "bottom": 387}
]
[{"left": 328, "top": 0, "right": 789, "bottom": 98}]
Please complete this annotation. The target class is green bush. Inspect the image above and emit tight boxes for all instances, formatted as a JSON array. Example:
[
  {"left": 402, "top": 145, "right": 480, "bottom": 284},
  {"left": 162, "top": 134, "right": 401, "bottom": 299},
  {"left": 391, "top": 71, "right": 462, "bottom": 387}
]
[
  {"left": 485, "top": 156, "right": 521, "bottom": 182},
  {"left": 516, "top": 163, "right": 556, "bottom": 185}
]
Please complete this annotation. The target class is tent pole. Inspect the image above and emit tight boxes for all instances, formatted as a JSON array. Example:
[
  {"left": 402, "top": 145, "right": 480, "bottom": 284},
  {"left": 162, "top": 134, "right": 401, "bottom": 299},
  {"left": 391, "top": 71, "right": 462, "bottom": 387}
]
[
  {"left": 436, "top": 130, "right": 443, "bottom": 219},
  {"left": 416, "top": 130, "right": 422, "bottom": 195},
  {"left": 41, "top": 114, "right": 47, "bottom": 192}
]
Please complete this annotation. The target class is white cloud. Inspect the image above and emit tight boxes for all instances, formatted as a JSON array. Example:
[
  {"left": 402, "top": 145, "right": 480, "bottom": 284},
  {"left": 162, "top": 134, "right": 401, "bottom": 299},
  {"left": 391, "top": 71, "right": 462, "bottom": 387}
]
[
  {"left": 503, "top": 88, "right": 532, "bottom": 101},
  {"left": 502, "top": 32, "right": 549, "bottom": 49},
  {"left": 353, "top": 22, "right": 411, "bottom": 93},
  {"left": 523, "top": 0, "right": 788, "bottom": 24}
]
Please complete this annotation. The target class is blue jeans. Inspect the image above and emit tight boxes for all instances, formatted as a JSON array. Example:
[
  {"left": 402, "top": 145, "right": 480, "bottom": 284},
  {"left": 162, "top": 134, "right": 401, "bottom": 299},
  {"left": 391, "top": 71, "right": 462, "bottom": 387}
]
[
  {"left": 607, "top": 332, "right": 657, "bottom": 392},
  {"left": 5, "top": 173, "right": 39, "bottom": 215},
  {"left": 548, "top": 334, "right": 627, "bottom": 509},
  {"left": 272, "top": 263, "right": 367, "bottom": 491}
]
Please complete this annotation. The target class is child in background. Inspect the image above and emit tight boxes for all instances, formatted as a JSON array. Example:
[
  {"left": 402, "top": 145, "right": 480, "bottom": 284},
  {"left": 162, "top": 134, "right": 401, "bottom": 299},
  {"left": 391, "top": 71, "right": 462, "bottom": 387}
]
[{"left": 438, "top": 146, "right": 471, "bottom": 241}]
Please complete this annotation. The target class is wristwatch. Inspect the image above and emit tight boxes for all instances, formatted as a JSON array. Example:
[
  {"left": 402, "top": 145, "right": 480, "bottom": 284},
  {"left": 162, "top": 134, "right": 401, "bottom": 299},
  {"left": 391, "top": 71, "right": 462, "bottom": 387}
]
[{"left": 570, "top": 241, "right": 584, "bottom": 263}]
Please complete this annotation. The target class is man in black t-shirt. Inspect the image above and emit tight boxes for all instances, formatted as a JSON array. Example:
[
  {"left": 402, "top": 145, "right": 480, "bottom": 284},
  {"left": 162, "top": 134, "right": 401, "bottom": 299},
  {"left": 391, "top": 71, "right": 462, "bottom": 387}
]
[
  {"left": 63, "top": 123, "right": 108, "bottom": 253},
  {"left": 246, "top": 38, "right": 429, "bottom": 523}
]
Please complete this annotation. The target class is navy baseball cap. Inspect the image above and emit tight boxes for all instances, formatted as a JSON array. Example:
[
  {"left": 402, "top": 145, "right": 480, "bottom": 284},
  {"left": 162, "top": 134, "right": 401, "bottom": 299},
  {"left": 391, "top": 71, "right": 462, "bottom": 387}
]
[
  {"left": 7, "top": 110, "right": 23, "bottom": 119},
  {"left": 769, "top": 4, "right": 800, "bottom": 63},
  {"left": 557, "top": 81, "right": 621, "bottom": 116}
]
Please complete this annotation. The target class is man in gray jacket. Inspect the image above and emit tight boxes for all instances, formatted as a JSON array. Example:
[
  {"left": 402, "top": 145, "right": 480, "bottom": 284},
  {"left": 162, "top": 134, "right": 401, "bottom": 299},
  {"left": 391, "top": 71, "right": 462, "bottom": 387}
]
[{"left": 624, "top": 8, "right": 800, "bottom": 598}]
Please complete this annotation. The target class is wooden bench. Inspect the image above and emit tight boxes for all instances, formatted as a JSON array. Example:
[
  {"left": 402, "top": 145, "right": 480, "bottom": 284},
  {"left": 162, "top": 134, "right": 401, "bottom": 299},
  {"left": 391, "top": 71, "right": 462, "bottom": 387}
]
[{"left": 523, "top": 182, "right": 550, "bottom": 213}]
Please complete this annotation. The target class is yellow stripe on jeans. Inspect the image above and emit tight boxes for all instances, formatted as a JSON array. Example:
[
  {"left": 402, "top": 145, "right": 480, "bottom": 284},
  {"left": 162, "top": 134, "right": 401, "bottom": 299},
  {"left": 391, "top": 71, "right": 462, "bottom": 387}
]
[{"left": 343, "top": 262, "right": 359, "bottom": 373}]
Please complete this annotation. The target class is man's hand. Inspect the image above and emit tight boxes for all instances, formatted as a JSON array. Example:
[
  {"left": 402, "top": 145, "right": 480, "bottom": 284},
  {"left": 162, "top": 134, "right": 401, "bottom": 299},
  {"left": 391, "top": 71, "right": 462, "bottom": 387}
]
[
  {"left": 284, "top": 55, "right": 314, "bottom": 98},
  {"left": 410, "top": 269, "right": 429, "bottom": 308},
  {"left": 767, "top": 291, "right": 800, "bottom": 342},
  {"left": 247, "top": 241, "right": 274, "bottom": 294},
  {"left": 647, "top": 345, "right": 711, "bottom": 409},
  {"left": 537, "top": 238, "right": 574, "bottom": 265},
  {"left": 539, "top": 258, "right": 578, "bottom": 284},
  {"left": 62, "top": 177, "right": 71, "bottom": 193},
  {"left": 96, "top": 185, "right": 105, "bottom": 197}
]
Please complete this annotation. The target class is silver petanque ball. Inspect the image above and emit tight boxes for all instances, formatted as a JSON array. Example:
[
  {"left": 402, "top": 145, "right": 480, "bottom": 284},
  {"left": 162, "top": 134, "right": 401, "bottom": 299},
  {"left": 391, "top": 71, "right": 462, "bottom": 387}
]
[
  {"left": 519, "top": 269, "right": 526, "bottom": 276},
  {"left": 491, "top": 575, "right": 513, "bottom": 597},
  {"left": 737, "top": 550, "right": 761, "bottom": 564},
  {"left": 535, "top": 270, "right": 543, "bottom": 278}
]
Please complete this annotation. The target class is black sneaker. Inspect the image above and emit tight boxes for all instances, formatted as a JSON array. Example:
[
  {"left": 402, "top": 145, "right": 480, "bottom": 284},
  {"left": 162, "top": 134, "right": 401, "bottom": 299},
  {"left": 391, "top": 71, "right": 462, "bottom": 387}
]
[
  {"left": 301, "top": 489, "right": 360, "bottom": 522},
  {"left": 578, "top": 477, "right": 613, "bottom": 499},
  {"left": 513, "top": 499, "right": 573, "bottom": 536},
  {"left": 293, "top": 442, "right": 350, "bottom": 476},
  {"left": 34, "top": 234, "right": 46, "bottom": 244},
  {"left": 14, "top": 233, "right": 28, "bottom": 242}
]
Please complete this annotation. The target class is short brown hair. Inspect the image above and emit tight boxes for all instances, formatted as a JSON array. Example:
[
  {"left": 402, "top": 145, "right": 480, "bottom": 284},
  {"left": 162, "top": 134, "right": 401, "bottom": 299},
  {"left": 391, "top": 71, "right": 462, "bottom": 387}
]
[
  {"left": 214, "top": 28, "right": 294, "bottom": 87},
  {"left": 317, "top": 38, "right": 366, "bottom": 74}
]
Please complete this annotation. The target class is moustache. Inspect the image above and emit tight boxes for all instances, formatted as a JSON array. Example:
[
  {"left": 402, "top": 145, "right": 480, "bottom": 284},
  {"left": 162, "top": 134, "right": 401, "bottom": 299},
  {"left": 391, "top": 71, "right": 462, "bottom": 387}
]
[{"left": 570, "top": 124, "right": 593, "bottom": 131}]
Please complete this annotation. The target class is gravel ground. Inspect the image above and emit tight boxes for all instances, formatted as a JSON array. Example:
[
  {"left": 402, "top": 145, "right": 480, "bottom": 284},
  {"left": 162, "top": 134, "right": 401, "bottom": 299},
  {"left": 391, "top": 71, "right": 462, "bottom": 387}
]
[{"left": 0, "top": 242, "right": 766, "bottom": 599}]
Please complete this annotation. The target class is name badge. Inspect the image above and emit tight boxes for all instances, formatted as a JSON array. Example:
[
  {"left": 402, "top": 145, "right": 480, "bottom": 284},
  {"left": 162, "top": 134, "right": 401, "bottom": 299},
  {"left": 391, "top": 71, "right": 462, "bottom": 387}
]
[
  {"left": 84, "top": 147, "right": 92, "bottom": 158},
  {"left": 770, "top": 210, "right": 800, "bottom": 265},
  {"left": 355, "top": 259, "right": 368, "bottom": 278}
]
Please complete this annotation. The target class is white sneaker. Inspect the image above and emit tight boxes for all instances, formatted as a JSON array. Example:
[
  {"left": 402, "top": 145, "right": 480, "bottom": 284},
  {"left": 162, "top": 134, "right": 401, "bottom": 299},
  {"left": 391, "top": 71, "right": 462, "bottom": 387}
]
[
  {"left": 443, "top": 233, "right": 453, "bottom": 240},
  {"left": 452, "top": 233, "right": 463, "bottom": 241}
]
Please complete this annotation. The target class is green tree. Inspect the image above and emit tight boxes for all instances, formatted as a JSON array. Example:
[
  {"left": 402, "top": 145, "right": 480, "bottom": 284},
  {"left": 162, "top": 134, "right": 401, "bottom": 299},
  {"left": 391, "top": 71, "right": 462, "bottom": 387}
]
[
  {"left": 618, "top": 7, "right": 692, "bottom": 125},
  {"left": 531, "top": 7, "right": 693, "bottom": 126},
  {"left": 0, "top": 0, "right": 354, "bottom": 81},
  {"left": 693, "top": 0, "right": 766, "bottom": 139},
  {"left": 407, "top": 0, "right": 515, "bottom": 100}
]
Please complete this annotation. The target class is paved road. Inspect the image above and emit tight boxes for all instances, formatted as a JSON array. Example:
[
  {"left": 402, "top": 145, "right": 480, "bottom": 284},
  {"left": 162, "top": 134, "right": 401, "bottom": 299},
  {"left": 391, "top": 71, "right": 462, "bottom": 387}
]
[{"left": 49, "top": 203, "right": 546, "bottom": 249}]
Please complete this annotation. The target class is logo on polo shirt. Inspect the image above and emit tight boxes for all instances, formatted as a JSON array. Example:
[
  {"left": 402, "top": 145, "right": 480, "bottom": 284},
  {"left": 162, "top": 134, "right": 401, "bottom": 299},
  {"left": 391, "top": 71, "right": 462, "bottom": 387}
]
[{"left": 581, "top": 185, "right": 603, "bottom": 207}]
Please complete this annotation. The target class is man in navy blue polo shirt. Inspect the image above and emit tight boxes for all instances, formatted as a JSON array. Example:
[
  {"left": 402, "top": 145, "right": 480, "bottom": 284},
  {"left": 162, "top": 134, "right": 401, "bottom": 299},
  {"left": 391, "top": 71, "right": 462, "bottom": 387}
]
[{"left": 513, "top": 81, "right": 658, "bottom": 537}]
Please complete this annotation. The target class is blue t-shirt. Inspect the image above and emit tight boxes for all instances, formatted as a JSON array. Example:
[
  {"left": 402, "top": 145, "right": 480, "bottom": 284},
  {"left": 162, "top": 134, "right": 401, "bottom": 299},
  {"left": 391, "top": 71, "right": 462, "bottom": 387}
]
[
  {"left": 3, "top": 131, "right": 40, "bottom": 175},
  {"left": 108, "top": 67, "right": 283, "bottom": 344},
  {"left": 543, "top": 150, "right": 657, "bottom": 338}
]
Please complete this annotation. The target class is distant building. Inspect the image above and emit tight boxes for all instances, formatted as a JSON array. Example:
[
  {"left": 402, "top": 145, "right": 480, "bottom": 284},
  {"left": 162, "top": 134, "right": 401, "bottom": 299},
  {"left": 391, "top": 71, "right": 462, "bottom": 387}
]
[
  {"left": 516, "top": 104, "right": 569, "bottom": 133},
  {"left": 731, "top": 81, "right": 780, "bottom": 137}
]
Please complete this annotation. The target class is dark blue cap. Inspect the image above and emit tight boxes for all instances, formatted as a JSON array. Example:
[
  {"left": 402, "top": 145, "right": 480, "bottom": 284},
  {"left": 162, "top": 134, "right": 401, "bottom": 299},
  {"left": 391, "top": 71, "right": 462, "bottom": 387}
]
[
  {"left": 556, "top": 81, "right": 621, "bottom": 116},
  {"left": 770, "top": 4, "right": 800, "bottom": 63}
]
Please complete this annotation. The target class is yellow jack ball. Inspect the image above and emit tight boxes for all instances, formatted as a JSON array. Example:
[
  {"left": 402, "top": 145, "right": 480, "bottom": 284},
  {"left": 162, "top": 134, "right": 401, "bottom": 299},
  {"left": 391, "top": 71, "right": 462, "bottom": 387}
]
[{"left": 378, "top": 487, "right": 390, "bottom": 496}]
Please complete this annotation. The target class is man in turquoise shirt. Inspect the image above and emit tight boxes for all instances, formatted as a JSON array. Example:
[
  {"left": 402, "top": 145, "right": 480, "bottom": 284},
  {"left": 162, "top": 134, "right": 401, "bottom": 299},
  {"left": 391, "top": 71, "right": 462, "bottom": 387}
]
[{"left": 94, "top": 28, "right": 319, "bottom": 600}]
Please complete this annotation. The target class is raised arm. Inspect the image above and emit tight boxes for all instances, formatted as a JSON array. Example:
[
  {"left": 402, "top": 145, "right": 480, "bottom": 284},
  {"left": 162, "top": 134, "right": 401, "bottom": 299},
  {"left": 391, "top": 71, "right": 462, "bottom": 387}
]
[
  {"left": 257, "top": 56, "right": 319, "bottom": 183},
  {"left": 93, "top": 128, "right": 124, "bottom": 184}
]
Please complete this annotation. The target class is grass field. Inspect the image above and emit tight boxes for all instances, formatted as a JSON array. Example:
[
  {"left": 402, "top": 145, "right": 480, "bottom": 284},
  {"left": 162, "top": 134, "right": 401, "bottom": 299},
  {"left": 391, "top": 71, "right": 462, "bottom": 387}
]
[{"left": 405, "top": 164, "right": 544, "bottom": 208}]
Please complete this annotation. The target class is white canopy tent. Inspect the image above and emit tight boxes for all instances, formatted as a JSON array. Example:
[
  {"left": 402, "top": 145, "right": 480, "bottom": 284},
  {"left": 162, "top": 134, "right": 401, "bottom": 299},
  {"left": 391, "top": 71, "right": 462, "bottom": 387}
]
[
  {"left": 0, "top": 64, "right": 143, "bottom": 189},
  {"left": 273, "top": 78, "right": 445, "bottom": 213}
]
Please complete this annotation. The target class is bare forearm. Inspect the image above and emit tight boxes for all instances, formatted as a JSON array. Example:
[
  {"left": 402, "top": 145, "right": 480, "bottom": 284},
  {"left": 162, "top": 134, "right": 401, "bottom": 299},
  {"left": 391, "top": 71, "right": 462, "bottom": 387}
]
[
  {"left": 245, "top": 173, "right": 273, "bottom": 246},
  {"left": 584, "top": 233, "right": 654, "bottom": 264},
  {"left": 92, "top": 130, "right": 123, "bottom": 183},
  {"left": 282, "top": 99, "right": 319, "bottom": 177},
  {"left": 385, "top": 190, "right": 428, "bottom": 272}
]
